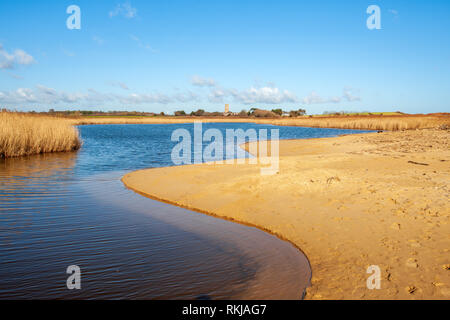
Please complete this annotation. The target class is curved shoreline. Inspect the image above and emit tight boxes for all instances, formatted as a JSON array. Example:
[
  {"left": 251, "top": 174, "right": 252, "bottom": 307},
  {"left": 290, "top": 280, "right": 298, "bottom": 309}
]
[
  {"left": 121, "top": 178, "right": 314, "bottom": 299},
  {"left": 122, "top": 128, "right": 450, "bottom": 299}
]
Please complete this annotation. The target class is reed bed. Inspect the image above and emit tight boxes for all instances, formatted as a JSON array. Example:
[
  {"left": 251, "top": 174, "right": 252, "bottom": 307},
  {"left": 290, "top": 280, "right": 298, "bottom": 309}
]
[
  {"left": 1, "top": 112, "right": 448, "bottom": 158},
  {"left": 264, "top": 115, "right": 450, "bottom": 131},
  {"left": 71, "top": 115, "right": 450, "bottom": 131},
  {"left": 0, "top": 112, "right": 81, "bottom": 158}
]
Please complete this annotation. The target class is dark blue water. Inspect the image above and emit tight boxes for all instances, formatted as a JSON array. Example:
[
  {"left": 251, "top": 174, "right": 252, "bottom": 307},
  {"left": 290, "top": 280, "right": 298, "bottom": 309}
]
[
  {"left": 76, "top": 123, "right": 368, "bottom": 173},
  {"left": 0, "top": 123, "right": 369, "bottom": 299}
]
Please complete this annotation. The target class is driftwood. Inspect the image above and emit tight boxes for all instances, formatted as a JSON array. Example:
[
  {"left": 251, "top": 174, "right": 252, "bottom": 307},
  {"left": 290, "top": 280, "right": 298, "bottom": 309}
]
[{"left": 407, "top": 160, "right": 429, "bottom": 166}]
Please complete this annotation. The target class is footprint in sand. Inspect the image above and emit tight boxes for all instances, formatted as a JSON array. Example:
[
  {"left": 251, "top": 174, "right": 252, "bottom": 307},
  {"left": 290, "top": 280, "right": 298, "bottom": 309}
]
[
  {"left": 390, "top": 223, "right": 401, "bottom": 230},
  {"left": 405, "top": 258, "right": 419, "bottom": 268},
  {"left": 405, "top": 286, "right": 418, "bottom": 294}
]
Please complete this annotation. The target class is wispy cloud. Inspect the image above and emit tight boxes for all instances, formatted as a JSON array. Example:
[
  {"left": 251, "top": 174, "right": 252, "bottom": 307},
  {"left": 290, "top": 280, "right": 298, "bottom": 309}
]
[
  {"left": 8, "top": 72, "right": 23, "bottom": 80},
  {"left": 92, "top": 36, "right": 105, "bottom": 46},
  {"left": 108, "top": 81, "right": 130, "bottom": 90},
  {"left": 302, "top": 91, "right": 341, "bottom": 105},
  {"left": 130, "top": 34, "right": 157, "bottom": 53},
  {"left": 0, "top": 85, "right": 198, "bottom": 106},
  {"left": 204, "top": 81, "right": 359, "bottom": 105},
  {"left": 202, "top": 81, "right": 359, "bottom": 105},
  {"left": 118, "top": 82, "right": 129, "bottom": 90},
  {"left": 388, "top": 9, "right": 399, "bottom": 21},
  {"left": 343, "top": 87, "right": 361, "bottom": 102},
  {"left": 173, "top": 91, "right": 199, "bottom": 103},
  {"left": 302, "top": 88, "right": 361, "bottom": 105},
  {"left": 205, "top": 83, "right": 298, "bottom": 104},
  {"left": 191, "top": 75, "right": 217, "bottom": 87},
  {"left": 231, "top": 86, "right": 298, "bottom": 104},
  {"left": 208, "top": 88, "right": 227, "bottom": 102},
  {"left": 388, "top": 9, "right": 399, "bottom": 16},
  {"left": 0, "top": 44, "right": 35, "bottom": 69},
  {"left": 109, "top": 2, "right": 137, "bottom": 19},
  {"left": 61, "top": 48, "right": 75, "bottom": 57},
  {"left": 0, "top": 77, "right": 361, "bottom": 109}
]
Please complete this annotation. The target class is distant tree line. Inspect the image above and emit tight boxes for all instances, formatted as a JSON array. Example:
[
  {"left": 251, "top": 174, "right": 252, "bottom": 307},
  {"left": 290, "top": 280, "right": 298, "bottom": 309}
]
[
  {"left": 174, "top": 107, "right": 307, "bottom": 118},
  {"left": 2, "top": 107, "right": 308, "bottom": 118}
]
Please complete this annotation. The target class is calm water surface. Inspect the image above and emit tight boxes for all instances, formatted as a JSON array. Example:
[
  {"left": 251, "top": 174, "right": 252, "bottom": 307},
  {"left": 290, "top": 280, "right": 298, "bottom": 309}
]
[{"left": 0, "top": 123, "right": 369, "bottom": 299}]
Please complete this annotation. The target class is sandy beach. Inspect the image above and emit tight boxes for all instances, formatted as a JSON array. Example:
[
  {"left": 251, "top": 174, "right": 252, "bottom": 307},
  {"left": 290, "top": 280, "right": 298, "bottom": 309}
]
[{"left": 123, "top": 128, "right": 450, "bottom": 299}]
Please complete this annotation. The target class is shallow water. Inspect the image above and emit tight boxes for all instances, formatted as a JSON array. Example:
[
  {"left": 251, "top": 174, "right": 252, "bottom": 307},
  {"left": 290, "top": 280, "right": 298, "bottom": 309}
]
[{"left": 0, "top": 123, "right": 369, "bottom": 299}]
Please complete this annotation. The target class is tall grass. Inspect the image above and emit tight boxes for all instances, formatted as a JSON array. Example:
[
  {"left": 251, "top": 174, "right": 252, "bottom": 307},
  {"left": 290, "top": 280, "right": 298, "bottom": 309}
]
[
  {"left": 0, "top": 112, "right": 81, "bottom": 158},
  {"left": 1, "top": 111, "right": 448, "bottom": 158},
  {"left": 264, "top": 115, "right": 450, "bottom": 131},
  {"left": 71, "top": 114, "right": 450, "bottom": 131}
]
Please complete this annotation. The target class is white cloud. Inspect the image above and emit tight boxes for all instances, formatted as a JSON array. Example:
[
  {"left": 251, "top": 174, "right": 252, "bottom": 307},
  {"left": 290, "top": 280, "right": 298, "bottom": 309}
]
[
  {"left": 173, "top": 91, "right": 199, "bottom": 103},
  {"left": 109, "top": 2, "right": 137, "bottom": 19},
  {"left": 8, "top": 73, "right": 23, "bottom": 80},
  {"left": 35, "top": 85, "right": 87, "bottom": 104},
  {"left": 389, "top": 9, "right": 399, "bottom": 16},
  {"left": 93, "top": 36, "right": 105, "bottom": 46},
  {"left": 302, "top": 88, "right": 361, "bottom": 105},
  {"left": 36, "top": 84, "right": 58, "bottom": 96},
  {"left": 231, "top": 86, "right": 298, "bottom": 104},
  {"left": 130, "top": 35, "right": 156, "bottom": 53},
  {"left": 208, "top": 88, "right": 227, "bottom": 102},
  {"left": 343, "top": 87, "right": 361, "bottom": 102},
  {"left": 0, "top": 44, "right": 35, "bottom": 69},
  {"left": 117, "top": 92, "right": 172, "bottom": 104},
  {"left": 0, "top": 85, "right": 198, "bottom": 106},
  {"left": 14, "top": 50, "right": 34, "bottom": 65},
  {"left": 108, "top": 81, "right": 129, "bottom": 90},
  {"left": 191, "top": 75, "right": 217, "bottom": 87},
  {"left": 117, "top": 91, "right": 197, "bottom": 104},
  {"left": 302, "top": 91, "right": 341, "bottom": 105},
  {"left": 204, "top": 84, "right": 298, "bottom": 104},
  {"left": 118, "top": 82, "right": 129, "bottom": 90},
  {"left": 0, "top": 87, "right": 38, "bottom": 103},
  {"left": 0, "top": 79, "right": 362, "bottom": 110},
  {"left": 61, "top": 48, "right": 75, "bottom": 57}
]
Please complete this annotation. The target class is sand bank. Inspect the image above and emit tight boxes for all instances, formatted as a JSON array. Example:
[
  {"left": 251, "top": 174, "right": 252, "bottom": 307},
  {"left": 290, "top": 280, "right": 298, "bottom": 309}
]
[{"left": 123, "top": 128, "right": 450, "bottom": 299}]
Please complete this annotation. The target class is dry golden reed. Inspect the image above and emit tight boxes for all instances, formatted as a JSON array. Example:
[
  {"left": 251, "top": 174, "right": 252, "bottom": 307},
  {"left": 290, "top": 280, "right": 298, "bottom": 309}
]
[
  {"left": 1, "top": 111, "right": 448, "bottom": 158},
  {"left": 70, "top": 114, "right": 449, "bottom": 131},
  {"left": 0, "top": 112, "right": 81, "bottom": 158},
  {"left": 264, "top": 115, "right": 450, "bottom": 131}
]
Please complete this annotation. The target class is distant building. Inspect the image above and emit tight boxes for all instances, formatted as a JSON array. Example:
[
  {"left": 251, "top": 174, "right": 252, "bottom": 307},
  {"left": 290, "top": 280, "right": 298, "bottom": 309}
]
[{"left": 224, "top": 104, "right": 231, "bottom": 116}]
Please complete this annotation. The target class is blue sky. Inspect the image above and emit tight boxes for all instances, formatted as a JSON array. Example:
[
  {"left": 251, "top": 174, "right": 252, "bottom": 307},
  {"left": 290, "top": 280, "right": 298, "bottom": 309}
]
[{"left": 0, "top": 0, "right": 449, "bottom": 114}]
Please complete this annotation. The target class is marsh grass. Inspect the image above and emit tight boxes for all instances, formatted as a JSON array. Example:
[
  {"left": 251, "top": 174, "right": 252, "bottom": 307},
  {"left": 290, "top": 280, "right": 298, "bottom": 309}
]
[
  {"left": 1, "top": 111, "right": 448, "bottom": 158},
  {"left": 265, "top": 115, "right": 450, "bottom": 131},
  {"left": 71, "top": 114, "right": 449, "bottom": 131},
  {"left": 0, "top": 112, "right": 81, "bottom": 158}
]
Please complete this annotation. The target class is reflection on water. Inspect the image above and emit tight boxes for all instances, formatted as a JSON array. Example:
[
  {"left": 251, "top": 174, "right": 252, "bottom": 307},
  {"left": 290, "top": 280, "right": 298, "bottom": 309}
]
[
  {"left": 0, "top": 157, "right": 308, "bottom": 299},
  {"left": 1, "top": 123, "right": 368, "bottom": 299},
  {"left": 2, "top": 123, "right": 351, "bottom": 299}
]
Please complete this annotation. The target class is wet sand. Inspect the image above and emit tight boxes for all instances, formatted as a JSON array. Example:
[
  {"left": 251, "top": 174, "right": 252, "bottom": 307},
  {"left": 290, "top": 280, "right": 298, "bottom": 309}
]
[{"left": 123, "top": 128, "right": 450, "bottom": 299}]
